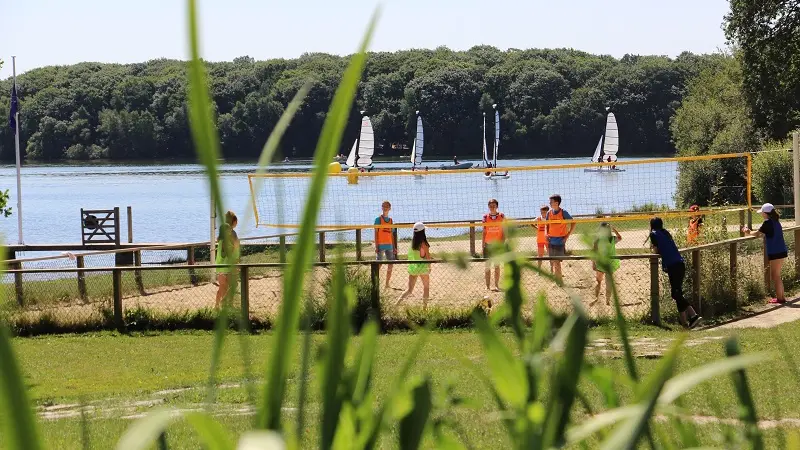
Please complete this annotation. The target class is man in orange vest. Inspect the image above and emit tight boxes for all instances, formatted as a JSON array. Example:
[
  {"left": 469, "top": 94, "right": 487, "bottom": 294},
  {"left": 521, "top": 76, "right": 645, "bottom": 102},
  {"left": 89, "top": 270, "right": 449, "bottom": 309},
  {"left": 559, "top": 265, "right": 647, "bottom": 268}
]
[
  {"left": 374, "top": 201, "right": 397, "bottom": 289},
  {"left": 545, "top": 194, "right": 575, "bottom": 283},
  {"left": 483, "top": 198, "right": 506, "bottom": 291}
]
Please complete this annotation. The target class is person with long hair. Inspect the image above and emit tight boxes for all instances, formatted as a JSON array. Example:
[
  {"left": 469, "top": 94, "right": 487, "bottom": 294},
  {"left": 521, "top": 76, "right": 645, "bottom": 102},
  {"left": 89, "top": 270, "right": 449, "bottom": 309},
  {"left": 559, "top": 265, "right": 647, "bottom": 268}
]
[
  {"left": 592, "top": 222, "right": 622, "bottom": 305},
  {"left": 396, "top": 222, "right": 431, "bottom": 309},
  {"left": 649, "top": 217, "right": 702, "bottom": 329},
  {"left": 215, "top": 211, "right": 240, "bottom": 309},
  {"left": 743, "top": 203, "right": 788, "bottom": 304}
]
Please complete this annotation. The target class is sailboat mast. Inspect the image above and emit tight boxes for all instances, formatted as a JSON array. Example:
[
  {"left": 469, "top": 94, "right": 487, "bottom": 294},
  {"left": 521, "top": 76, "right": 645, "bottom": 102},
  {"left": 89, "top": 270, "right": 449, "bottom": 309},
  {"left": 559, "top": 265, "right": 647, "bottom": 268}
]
[
  {"left": 493, "top": 104, "right": 498, "bottom": 168},
  {"left": 600, "top": 107, "right": 609, "bottom": 170},
  {"left": 482, "top": 112, "right": 487, "bottom": 166}
]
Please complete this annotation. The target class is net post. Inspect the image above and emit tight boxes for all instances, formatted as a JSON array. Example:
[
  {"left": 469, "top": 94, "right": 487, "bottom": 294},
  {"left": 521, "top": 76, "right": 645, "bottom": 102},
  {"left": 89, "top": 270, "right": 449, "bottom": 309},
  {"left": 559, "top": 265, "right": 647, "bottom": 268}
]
[
  {"left": 77, "top": 255, "right": 87, "bottom": 301},
  {"left": 793, "top": 131, "right": 799, "bottom": 226},
  {"left": 795, "top": 229, "right": 800, "bottom": 280},
  {"left": 114, "top": 206, "right": 121, "bottom": 246},
  {"left": 187, "top": 246, "right": 198, "bottom": 285},
  {"left": 691, "top": 250, "right": 701, "bottom": 314},
  {"left": 113, "top": 268, "right": 123, "bottom": 331},
  {"left": 370, "top": 262, "right": 382, "bottom": 330},
  {"left": 126, "top": 206, "right": 133, "bottom": 243},
  {"left": 747, "top": 153, "right": 753, "bottom": 229},
  {"left": 319, "top": 232, "right": 326, "bottom": 262},
  {"left": 9, "top": 250, "right": 23, "bottom": 307},
  {"left": 763, "top": 237, "right": 771, "bottom": 294},
  {"left": 240, "top": 265, "right": 250, "bottom": 331},
  {"left": 134, "top": 250, "right": 145, "bottom": 295},
  {"left": 279, "top": 235, "right": 287, "bottom": 263},
  {"left": 730, "top": 242, "right": 738, "bottom": 308},
  {"left": 649, "top": 256, "right": 660, "bottom": 326},
  {"left": 469, "top": 222, "right": 476, "bottom": 256},
  {"left": 355, "top": 228, "right": 362, "bottom": 261}
]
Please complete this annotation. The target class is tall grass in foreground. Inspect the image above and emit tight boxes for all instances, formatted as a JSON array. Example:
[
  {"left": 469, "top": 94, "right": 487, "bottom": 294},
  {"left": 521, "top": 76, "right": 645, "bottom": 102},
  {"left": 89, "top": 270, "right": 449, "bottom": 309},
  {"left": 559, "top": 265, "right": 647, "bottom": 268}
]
[{"left": 0, "top": 1, "right": 795, "bottom": 449}]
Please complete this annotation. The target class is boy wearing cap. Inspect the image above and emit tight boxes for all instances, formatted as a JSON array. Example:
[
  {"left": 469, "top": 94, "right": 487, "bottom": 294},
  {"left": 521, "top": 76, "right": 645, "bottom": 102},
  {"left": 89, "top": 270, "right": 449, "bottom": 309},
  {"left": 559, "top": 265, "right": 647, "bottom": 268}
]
[{"left": 743, "top": 203, "right": 788, "bottom": 304}]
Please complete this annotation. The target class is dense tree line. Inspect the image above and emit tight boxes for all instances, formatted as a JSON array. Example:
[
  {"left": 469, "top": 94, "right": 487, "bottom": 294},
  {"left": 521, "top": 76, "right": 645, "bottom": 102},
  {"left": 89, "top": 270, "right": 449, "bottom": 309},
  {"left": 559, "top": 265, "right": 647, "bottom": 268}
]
[{"left": 0, "top": 49, "right": 722, "bottom": 162}]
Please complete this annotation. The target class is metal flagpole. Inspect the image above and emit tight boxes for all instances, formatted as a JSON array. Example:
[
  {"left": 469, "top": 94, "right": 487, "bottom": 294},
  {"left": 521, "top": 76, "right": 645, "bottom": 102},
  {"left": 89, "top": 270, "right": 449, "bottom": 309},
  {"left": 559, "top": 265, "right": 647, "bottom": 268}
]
[{"left": 12, "top": 56, "right": 23, "bottom": 244}]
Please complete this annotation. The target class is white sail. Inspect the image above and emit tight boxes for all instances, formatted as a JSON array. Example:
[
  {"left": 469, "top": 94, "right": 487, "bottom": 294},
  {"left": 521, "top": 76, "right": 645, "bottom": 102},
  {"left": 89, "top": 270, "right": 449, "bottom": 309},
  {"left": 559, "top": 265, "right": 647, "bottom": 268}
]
[
  {"left": 591, "top": 136, "right": 602, "bottom": 162},
  {"left": 412, "top": 115, "right": 424, "bottom": 166},
  {"left": 482, "top": 114, "right": 489, "bottom": 165},
  {"left": 602, "top": 112, "right": 619, "bottom": 162},
  {"left": 346, "top": 139, "right": 357, "bottom": 167},
  {"left": 357, "top": 116, "right": 374, "bottom": 167},
  {"left": 493, "top": 110, "right": 500, "bottom": 167}
]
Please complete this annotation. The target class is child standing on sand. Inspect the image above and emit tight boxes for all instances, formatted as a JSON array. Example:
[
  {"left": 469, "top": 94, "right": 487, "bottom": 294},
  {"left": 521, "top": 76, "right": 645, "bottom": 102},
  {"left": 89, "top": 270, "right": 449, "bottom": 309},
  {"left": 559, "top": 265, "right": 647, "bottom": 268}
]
[
  {"left": 649, "top": 217, "right": 703, "bottom": 329},
  {"left": 531, "top": 205, "right": 550, "bottom": 268},
  {"left": 482, "top": 199, "right": 506, "bottom": 291},
  {"left": 397, "top": 222, "right": 432, "bottom": 309},
  {"left": 743, "top": 203, "right": 788, "bottom": 304},
  {"left": 374, "top": 200, "right": 397, "bottom": 289},
  {"left": 592, "top": 222, "right": 622, "bottom": 305},
  {"left": 545, "top": 194, "right": 575, "bottom": 283}
]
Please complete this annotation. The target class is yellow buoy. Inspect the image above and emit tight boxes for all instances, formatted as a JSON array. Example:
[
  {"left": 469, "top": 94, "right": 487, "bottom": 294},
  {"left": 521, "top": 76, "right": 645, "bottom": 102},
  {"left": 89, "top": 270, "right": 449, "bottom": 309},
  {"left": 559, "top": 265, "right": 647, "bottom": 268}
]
[
  {"left": 347, "top": 167, "right": 359, "bottom": 184},
  {"left": 328, "top": 162, "right": 342, "bottom": 174}
]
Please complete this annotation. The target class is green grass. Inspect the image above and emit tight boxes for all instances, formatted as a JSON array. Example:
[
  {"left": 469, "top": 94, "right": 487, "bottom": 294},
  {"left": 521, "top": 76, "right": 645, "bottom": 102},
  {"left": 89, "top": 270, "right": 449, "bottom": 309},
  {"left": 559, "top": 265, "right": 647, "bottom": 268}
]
[{"left": 7, "top": 320, "right": 800, "bottom": 449}]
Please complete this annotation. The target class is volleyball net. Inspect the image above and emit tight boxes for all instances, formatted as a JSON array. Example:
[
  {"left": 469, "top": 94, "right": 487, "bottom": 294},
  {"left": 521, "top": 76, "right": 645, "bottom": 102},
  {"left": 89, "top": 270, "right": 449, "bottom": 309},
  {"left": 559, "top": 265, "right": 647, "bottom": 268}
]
[{"left": 248, "top": 153, "right": 752, "bottom": 250}]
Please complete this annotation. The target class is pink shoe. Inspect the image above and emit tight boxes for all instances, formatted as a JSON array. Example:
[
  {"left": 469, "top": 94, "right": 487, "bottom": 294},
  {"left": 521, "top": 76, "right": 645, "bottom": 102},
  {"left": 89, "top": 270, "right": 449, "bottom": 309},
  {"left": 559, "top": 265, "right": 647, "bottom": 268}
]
[{"left": 768, "top": 298, "right": 787, "bottom": 304}]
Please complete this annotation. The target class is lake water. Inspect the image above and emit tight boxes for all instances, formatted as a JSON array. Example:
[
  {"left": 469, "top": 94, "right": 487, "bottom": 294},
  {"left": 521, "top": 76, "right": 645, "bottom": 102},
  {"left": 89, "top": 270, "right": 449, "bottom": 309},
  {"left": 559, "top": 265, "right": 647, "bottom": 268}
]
[{"left": 0, "top": 157, "right": 677, "bottom": 248}]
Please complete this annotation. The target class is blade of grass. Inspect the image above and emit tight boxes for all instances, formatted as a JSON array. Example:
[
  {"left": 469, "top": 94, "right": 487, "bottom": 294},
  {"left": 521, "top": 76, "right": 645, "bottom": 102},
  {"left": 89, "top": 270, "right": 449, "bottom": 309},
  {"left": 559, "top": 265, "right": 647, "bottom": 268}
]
[
  {"left": 724, "top": 338, "right": 763, "bottom": 450},
  {"left": 398, "top": 377, "right": 433, "bottom": 450},
  {"left": 321, "top": 263, "right": 352, "bottom": 450},
  {"left": 473, "top": 312, "right": 529, "bottom": 410},
  {"left": 258, "top": 9, "right": 380, "bottom": 431},
  {"left": 0, "top": 321, "right": 42, "bottom": 450},
  {"left": 116, "top": 409, "right": 233, "bottom": 450},
  {"left": 658, "top": 352, "right": 769, "bottom": 404},
  {"left": 294, "top": 313, "right": 313, "bottom": 446}
]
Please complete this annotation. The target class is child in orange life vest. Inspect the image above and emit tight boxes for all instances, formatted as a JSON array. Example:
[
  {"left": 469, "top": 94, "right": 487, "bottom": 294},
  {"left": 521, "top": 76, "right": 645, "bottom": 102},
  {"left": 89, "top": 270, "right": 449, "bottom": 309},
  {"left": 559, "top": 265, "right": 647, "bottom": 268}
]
[
  {"left": 531, "top": 205, "right": 550, "bottom": 268},
  {"left": 687, "top": 205, "right": 703, "bottom": 245},
  {"left": 374, "top": 201, "right": 397, "bottom": 289},
  {"left": 483, "top": 198, "right": 506, "bottom": 291},
  {"left": 545, "top": 194, "right": 575, "bottom": 283}
]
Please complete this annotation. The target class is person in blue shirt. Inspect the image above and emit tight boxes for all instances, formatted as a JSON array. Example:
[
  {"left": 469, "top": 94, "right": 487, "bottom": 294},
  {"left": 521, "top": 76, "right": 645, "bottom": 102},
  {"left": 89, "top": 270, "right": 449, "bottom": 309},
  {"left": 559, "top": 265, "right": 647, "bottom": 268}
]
[
  {"left": 743, "top": 203, "right": 788, "bottom": 304},
  {"left": 649, "top": 217, "right": 702, "bottom": 329}
]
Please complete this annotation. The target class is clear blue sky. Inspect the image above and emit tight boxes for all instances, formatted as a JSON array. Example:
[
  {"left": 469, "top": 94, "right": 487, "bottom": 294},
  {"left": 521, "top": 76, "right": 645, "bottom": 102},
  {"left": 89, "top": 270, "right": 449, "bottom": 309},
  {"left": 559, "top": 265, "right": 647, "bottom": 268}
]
[{"left": 1, "top": 0, "right": 730, "bottom": 79}]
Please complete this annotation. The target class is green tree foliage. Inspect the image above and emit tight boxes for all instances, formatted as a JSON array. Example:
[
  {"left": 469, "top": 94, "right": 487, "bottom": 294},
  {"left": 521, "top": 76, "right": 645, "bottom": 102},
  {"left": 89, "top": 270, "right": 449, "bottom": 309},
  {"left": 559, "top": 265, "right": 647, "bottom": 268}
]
[
  {"left": 0, "top": 50, "right": 720, "bottom": 161},
  {"left": 725, "top": 0, "right": 800, "bottom": 138},
  {"left": 752, "top": 140, "right": 793, "bottom": 205},
  {"left": 671, "top": 56, "right": 758, "bottom": 207}
]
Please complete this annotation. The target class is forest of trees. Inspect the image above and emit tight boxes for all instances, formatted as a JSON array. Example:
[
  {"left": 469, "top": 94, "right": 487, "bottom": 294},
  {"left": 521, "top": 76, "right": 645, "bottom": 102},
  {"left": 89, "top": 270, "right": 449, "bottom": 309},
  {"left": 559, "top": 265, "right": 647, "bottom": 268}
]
[{"left": 0, "top": 48, "right": 725, "bottom": 162}]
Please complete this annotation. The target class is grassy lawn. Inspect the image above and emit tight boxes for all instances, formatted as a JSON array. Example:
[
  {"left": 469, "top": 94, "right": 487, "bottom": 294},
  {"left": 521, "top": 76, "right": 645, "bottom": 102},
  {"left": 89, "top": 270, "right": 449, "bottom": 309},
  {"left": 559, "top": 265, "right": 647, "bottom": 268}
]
[{"left": 7, "top": 319, "right": 800, "bottom": 449}]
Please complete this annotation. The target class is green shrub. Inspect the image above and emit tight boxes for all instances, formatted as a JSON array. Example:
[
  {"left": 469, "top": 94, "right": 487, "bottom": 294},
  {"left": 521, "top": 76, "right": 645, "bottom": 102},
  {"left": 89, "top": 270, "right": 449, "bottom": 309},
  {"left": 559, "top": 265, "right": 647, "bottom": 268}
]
[{"left": 752, "top": 142, "right": 793, "bottom": 205}]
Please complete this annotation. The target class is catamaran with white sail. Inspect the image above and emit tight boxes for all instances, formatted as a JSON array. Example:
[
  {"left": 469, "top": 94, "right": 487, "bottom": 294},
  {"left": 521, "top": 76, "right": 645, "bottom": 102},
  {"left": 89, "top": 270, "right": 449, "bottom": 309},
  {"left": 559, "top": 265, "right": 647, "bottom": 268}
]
[
  {"left": 485, "top": 105, "right": 510, "bottom": 179},
  {"left": 585, "top": 109, "right": 624, "bottom": 173},
  {"left": 345, "top": 113, "right": 375, "bottom": 170}
]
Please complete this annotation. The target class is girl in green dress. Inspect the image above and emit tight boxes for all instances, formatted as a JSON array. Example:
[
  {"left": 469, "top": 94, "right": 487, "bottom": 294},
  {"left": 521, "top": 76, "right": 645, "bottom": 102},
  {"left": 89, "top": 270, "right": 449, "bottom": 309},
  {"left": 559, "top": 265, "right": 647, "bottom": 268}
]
[
  {"left": 592, "top": 222, "right": 621, "bottom": 306},
  {"left": 215, "top": 211, "right": 241, "bottom": 309},
  {"left": 397, "top": 222, "right": 431, "bottom": 309}
]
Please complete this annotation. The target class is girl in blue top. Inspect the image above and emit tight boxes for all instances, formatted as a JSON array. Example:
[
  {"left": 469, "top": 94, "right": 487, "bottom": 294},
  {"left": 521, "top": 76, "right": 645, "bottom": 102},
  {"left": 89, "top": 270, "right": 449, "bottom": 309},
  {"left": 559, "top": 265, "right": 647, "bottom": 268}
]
[
  {"left": 743, "top": 203, "right": 788, "bottom": 304},
  {"left": 649, "top": 217, "right": 702, "bottom": 329}
]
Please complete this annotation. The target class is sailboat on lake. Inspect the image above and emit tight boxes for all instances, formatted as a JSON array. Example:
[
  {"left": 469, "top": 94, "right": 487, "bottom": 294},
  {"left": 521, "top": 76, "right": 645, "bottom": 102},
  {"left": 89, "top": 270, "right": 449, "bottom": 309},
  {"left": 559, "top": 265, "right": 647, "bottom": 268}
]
[
  {"left": 485, "top": 105, "right": 510, "bottom": 179},
  {"left": 345, "top": 112, "right": 375, "bottom": 171},
  {"left": 585, "top": 109, "right": 624, "bottom": 173}
]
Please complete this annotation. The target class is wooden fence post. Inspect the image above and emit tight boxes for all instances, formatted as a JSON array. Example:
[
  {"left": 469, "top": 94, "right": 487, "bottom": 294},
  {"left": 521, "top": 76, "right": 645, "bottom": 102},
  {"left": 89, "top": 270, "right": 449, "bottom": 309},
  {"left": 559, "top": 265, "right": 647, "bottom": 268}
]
[
  {"left": 134, "top": 250, "right": 145, "bottom": 295},
  {"left": 650, "top": 257, "right": 660, "bottom": 326},
  {"left": 113, "top": 268, "right": 123, "bottom": 331},
  {"left": 319, "top": 232, "right": 326, "bottom": 262},
  {"left": 691, "top": 250, "right": 701, "bottom": 313},
  {"left": 9, "top": 250, "right": 23, "bottom": 307},
  {"left": 730, "top": 242, "right": 738, "bottom": 306},
  {"left": 279, "top": 235, "right": 287, "bottom": 263},
  {"left": 187, "top": 246, "right": 198, "bottom": 285},
  {"left": 795, "top": 228, "right": 800, "bottom": 281},
  {"left": 355, "top": 229, "right": 362, "bottom": 261},
  {"left": 240, "top": 266, "right": 250, "bottom": 331},
  {"left": 763, "top": 236, "right": 771, "bottom": 294},
  {"left": 76, "top": 255, "right": 87, "bottom": 301},
  {"left": 469, "top": 222, "right": 476, "bottom": 256},
  {"left": 739, "top": 210, "right": 745, "bottom": 237},
  {"left": 370, "top": 262, "right": 382, "bottom": 330}
]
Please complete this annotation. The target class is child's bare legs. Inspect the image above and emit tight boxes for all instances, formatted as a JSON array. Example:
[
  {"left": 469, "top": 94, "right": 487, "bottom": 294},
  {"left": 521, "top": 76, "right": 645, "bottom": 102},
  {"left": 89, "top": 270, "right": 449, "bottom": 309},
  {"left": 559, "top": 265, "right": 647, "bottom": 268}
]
[
  {"left": 420, "top": 274, "right": 430, "bottom": 309},
  {"left": 493, "top": 266, "right": 501, "bottom": 291},
  {"left": 537, "top": 245, "right": 546, "bottom": 269},
  {"left": 594, "top": 271, "right": 603, "bottom": 300},
  {"left": 385, "top": 263, "right": 393, "bottom": 289},
  {"left": 771, "top": 258, "right": 785, "bottom": 300},
  {"left": 604, "top": 272, "right": 612, "bottom": 305},
  {"left": 396, "top": 275, "right": 418, "bottom": 307},
  {"left": 484, "top": 267, "right": 491, "bottom": 290},
  {"left": 215, "top": 273, "right": 229, "bottom": 309},
  {"left": 552, "top": 261, "right": 563, "bottom": 283}
]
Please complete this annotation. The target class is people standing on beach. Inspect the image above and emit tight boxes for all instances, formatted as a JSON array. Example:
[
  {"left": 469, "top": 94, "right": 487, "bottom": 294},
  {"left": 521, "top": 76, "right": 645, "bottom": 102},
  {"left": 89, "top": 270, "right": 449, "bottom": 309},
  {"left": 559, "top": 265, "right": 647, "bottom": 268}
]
[
  {"left": 592, "top": 222, "right": 622, "bottom": 305},
  {"left": 545, "top": 194, "right": 575, "bottom": 283},
  {"left": 531, "top": 205, "right": 550, "bottom": 268},
  {"left": 482, "top": 199, "right": 506, "bottom": 291},
  {"left": 453, "top": 156, "right": 459, "bottom": 165},
  {"left": 687, "top": 204, "right": 703, "bottom": 245},
  {"left": 649, "top": 217, "right": 703, "bottom": 329},
  {"left": 374, "top": 201, "right": 397, "bottom": 289},
  {"left": 215, "top": 211, "right": 241, "bottom": 309},
  {"left": 397, "top": 222, "right": 431, "bottom": 309},
  {"left": 743, "top": 203, "right": 788, "bottom": 304}
]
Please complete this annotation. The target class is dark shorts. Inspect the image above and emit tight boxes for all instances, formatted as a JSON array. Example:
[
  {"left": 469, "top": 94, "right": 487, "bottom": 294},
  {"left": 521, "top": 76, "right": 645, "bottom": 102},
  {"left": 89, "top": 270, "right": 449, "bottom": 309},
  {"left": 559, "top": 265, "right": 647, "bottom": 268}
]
[
  {"left": 769, "top": 251, "right": 788, "bottom": 261},
  {"left": 549, "top": 245, "right": 566, "bottom": 257}
]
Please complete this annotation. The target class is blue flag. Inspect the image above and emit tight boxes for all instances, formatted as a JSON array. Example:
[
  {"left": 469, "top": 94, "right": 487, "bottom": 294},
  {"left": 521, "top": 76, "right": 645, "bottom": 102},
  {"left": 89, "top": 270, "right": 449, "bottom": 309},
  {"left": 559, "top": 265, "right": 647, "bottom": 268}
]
[{"left": 9, "top": 84, "right": 18, "bottom": 134}]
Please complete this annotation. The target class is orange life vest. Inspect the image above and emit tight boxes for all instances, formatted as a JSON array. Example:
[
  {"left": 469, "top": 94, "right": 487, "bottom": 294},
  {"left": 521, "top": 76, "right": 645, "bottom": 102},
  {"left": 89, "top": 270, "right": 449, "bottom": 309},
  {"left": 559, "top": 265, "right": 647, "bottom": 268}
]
[
  {"left": 547, "top": 209, "right": 568, "bottom": 237},
  {"left": 535, "top": 217, "right": 547, "bottom": 244},
  {"left": 687, "top": 217, "right": 701, "bottom": 244},
  {"left": 375, "top": 216, "right": 394, "bottom": 245},
  {"left": 483, "top": 213, "right": 505, "bottom": 243}
]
